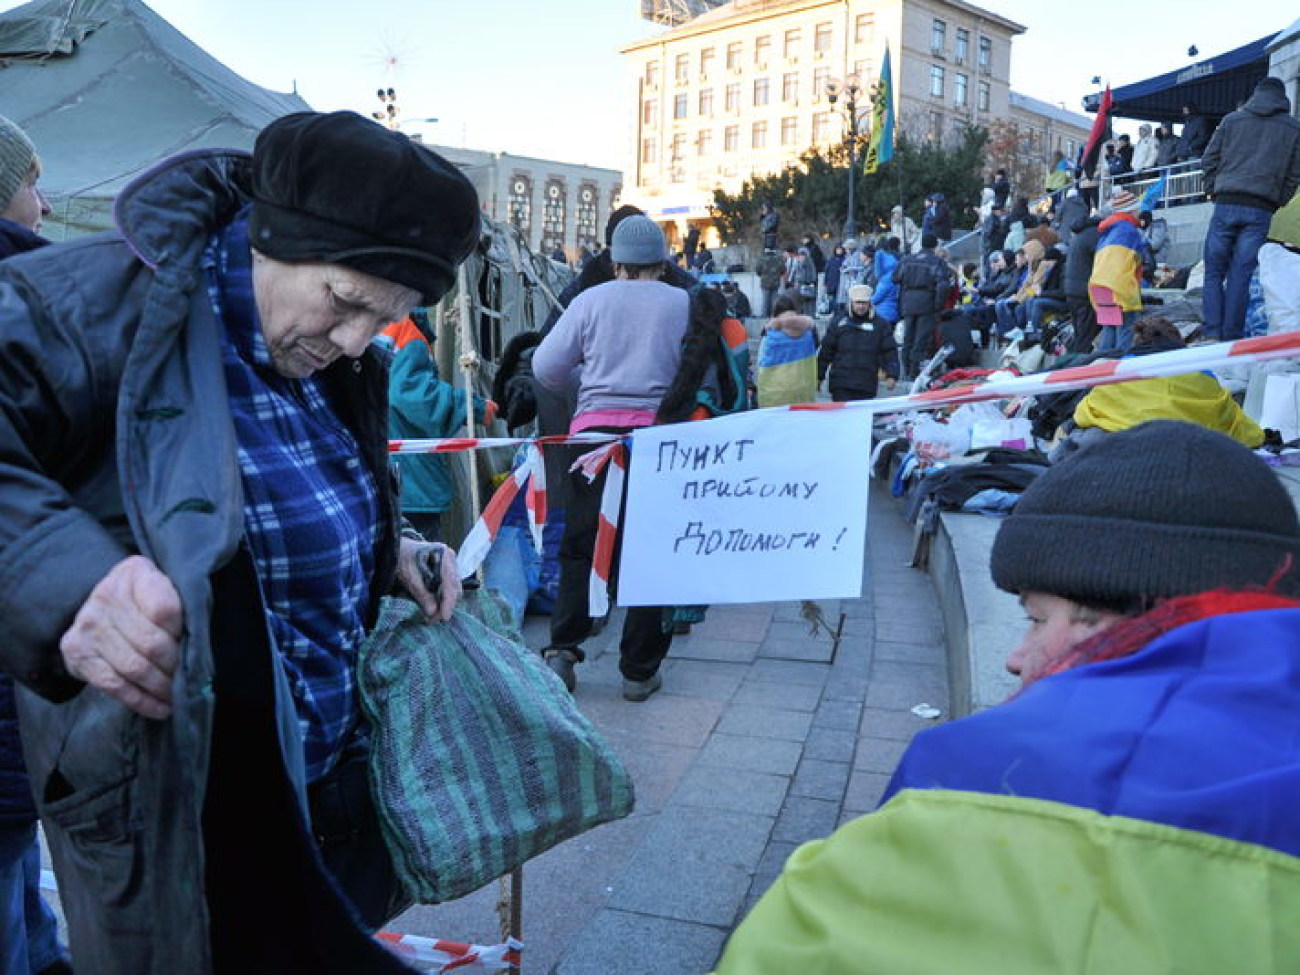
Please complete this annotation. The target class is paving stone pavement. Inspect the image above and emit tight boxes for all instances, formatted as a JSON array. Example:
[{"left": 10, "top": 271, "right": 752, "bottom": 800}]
[{"left": 396, "top": 480, "right": 951, "bottom": 974}]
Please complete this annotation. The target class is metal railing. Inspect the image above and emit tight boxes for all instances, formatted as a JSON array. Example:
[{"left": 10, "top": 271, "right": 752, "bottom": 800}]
[{"left": 1099, "top": 159, "right": 1207, "bottom": 210}]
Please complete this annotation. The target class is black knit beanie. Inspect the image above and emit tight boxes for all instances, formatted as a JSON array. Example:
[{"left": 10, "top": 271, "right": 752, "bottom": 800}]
[
  {"left": 991, "top": 420, "right": 1300, "bottom": 605},
  {"left": 249, "top": 111, "right": 481, "bottom": 305}
]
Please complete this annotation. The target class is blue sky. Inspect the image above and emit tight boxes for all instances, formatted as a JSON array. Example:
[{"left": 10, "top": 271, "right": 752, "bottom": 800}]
[{"left": 3, "top": 0, "right": 1295, "bottom": 168}]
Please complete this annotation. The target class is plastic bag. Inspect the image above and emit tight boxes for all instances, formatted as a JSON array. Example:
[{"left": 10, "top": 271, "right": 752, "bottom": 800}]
[
  {"left": 910, "top": 413, "right": 970, "bottom": 465},
  {"left": 482, "top": 525, "right": 540, "bottom": 628},
  {"left": 961, "top": 402, "right": 1035, "bottom": 452},
  {"left": 357, "top": 591, "right": 635, "bottom": 903}
]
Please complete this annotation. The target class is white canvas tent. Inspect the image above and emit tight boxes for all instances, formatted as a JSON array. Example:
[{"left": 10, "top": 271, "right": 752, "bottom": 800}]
[{"left": 0, "top": 0, "right": 311, "bottom": 238}]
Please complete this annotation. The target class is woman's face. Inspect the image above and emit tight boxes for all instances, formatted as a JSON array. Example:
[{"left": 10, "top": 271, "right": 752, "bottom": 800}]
[
  {"left": 251, "top": 253, "right": 418, "bottom": 379},
  {"left": 2, "top": 165, "right": 50, "bottom": 233}
]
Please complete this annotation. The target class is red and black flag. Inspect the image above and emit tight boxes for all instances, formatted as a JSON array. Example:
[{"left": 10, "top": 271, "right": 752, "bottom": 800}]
[{"left": 1079, "top": 86, "right": 1112, "bottom": 178}]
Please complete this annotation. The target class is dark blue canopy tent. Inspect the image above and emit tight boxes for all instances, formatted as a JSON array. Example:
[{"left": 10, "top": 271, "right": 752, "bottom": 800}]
[{"left": 1082, "top": 36, "right": 1273, "bottom": 123}]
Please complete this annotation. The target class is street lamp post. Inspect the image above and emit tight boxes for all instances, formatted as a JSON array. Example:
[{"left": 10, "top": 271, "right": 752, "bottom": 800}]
[{"left": 826, "top": 75, "right": 863, "bottom": 240}]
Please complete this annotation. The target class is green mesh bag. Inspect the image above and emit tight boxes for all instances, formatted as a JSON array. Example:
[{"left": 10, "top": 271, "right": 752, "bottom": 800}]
[{"left": 357, "top": 590, "right": 634, "bottom": 903}]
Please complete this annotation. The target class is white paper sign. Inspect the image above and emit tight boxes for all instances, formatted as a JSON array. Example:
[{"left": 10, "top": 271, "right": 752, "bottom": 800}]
[{"left": 617, "top": 408, "right": 872, "bottom": 605}]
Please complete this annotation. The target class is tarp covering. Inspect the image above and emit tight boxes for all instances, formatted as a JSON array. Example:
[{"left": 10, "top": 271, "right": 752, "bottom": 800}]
[
  {"left": 1081, "top": 36, "right": 1273, "bottom": 123},
  {"left": 0, "top": 0, "right": 311, "bottom": 238}
]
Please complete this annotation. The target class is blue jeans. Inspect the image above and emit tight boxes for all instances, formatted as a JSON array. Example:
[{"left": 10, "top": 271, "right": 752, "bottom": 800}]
[
  {"left": 1202, "top": 202, "right": 1272, "bottom": 340},
  {"left": 1026, "top": 297, "right": 1069, "bottom": 330},
  {"left": 0, "top": 825, "right": 64, "bottom": 975},
  {"left": 1095, "top": 310, "right": 1138, "bottom": 354},
  {"left": 994, "top": 299, "right": 1025, "bottom": 336}
]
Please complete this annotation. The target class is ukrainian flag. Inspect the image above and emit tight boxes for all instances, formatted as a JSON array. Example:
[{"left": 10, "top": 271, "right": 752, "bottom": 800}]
[
  {"left": 716, "top": 608, "right": 1300, "bottom": 973},
  {"left": 755, "top": 330, "right": 818, "bottom": 407}
]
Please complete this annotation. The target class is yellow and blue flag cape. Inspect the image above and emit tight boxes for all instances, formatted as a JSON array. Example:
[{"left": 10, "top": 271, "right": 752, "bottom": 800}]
[
  {"left": 755, "top": 329, "right": 817, "bottom": 407},
  {"left": 717, "top": 608, "right": 1300, "bottom": 974}
]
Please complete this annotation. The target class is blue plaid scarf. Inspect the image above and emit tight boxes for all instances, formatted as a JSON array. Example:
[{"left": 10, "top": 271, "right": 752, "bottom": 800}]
[{"left": 204, "top": 209, "right": 379, "bottom": 782}]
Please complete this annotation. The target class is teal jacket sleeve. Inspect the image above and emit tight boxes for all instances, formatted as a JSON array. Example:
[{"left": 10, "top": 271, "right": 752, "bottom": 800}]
[{"left": 388, "top": 336, "right": 487, "bottom": 438}]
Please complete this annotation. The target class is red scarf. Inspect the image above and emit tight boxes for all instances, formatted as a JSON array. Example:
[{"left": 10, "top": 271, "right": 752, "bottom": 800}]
[{"left": 1034, "top": 590, "right": 1300, "bottom": 686}]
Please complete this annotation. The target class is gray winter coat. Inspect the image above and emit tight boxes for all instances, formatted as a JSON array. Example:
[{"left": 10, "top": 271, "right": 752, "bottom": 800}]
[
  {"left": 1202, "top": 85, "right": 1300, "bottom": 211},
  {"left": 0, "top": 150, "right": 410, "bottom": 973}
]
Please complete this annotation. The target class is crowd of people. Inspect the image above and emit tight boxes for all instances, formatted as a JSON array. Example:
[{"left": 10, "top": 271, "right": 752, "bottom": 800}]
[
  {"left": 731, "top": 75, "right": 1300, "bottom": 394},
  {"left": 0, "top": 68, "right": 1298, "bottom": 974}
]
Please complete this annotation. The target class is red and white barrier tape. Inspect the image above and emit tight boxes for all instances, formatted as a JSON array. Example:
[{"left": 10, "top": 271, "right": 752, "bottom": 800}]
[
  {"left": 390, "top": 431, "right": 616, "bottom": 454},
  {"left": 375, "top": 931, "right": 522, "bottom": 971},
  {"left": 836, "top": 332, "right": 1300, "bottom": 414},
  {"left": 457, "top": 443, "right": 548, "bottom": 574},
  {"left": 432, "top": 334, "right": 1300, "bottom": 592},
  {"left": 586, "top": 442, "right": 626, "bottom": 618}
]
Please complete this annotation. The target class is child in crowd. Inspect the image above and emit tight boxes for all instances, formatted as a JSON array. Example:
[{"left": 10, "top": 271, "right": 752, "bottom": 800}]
[{"left": 756, "top": 293, "right": 819, "bottom": 406}]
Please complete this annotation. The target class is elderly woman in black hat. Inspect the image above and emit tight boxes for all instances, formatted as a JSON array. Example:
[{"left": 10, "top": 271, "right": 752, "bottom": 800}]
[{"left": 0, "top": 111, "right": 480, "bottom": 973}]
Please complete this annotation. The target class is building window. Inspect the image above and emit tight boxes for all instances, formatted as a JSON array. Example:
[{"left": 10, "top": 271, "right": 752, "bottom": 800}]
[
  {"left": 954, "top": 73, "right": 968, "bottom": 106},
  {"left": 725, "top": 82, "right": 741, "bottom": 112},
  {"left": 752, "top": 120, "right": 768, "bottom": 149},
  {"left": 753, "top": 77, "right": 770, "bottom": 107},
  {"left": 724, "top": 125, "right": 739, "bottom": 152},
  {"left": 782, "top": 71, "right": 799, "bottom": 103},
  {"left": 955, "top": 28, "right": 969, "bottom": 64},
  {"left": 978, "top": 36, "right": 992, "bottom": 70},
  {"left": 699, "top": 88, "right": 714, "bottom": 116},
  {"left": 641, "top": 137, "right": 657, "bottom": 165},
  {"left": 854, "top": 13, "right": 873, "bottom": 44},
  {"left": 813, "top": 66, "right": 831, "bottom": 101},
  {"left": 675, "top": 53, "right": 689, "bottom": 84},
  {"left": 814, "top": 22, "right": 833, "bottom": 54},
  {"left": 673, "top": 92, "right": 688, "bottom": 119},
  {"left": 854, "top": 60, "right": 873, "bottom": 82},
  {"left": 726, "top": 41, "right": 743, "bottom": 71},
  {"left": 643, "top": 99, "right": 658, "bottom": 126},
  {"left": 700, "top": 47, "right": 715, "bottom": 80},
  {"left": 930, "top": 65, "right": 945, "bottom": 98},
  {"left": 929, "top": 110, "right": 943, "bottom": 142},
  {"left": 812, "top": 111, "right": 832, "bottom": 143},
  {"left": 542, "top": 179, "right": 566, "bottom": 253},
  {"left": 507, "top": 174, "right": 531, "bottom": 238},
  {"left": 697, "top": 128, "right": 713, "bottom": 156},
  {"left": 780, "top": 116, "right": 798, "bottom": 146},
  {"left": 576, "top": 183, "right": 599, "bottom": 251},
  {"left": 978, "top": 80, "right": 990, "bottom": 111},
  {"left": 645, "top": 61, "right": 660, "bottom": 88},
  {"left": 783, "top": 29, "right": 800, "bottom": 60},
  {"left": 755, "top": 34, "right": 771, "bottom": 67},
  {"left": 932, "top": 19, "right": 946, "bottom": 55}
]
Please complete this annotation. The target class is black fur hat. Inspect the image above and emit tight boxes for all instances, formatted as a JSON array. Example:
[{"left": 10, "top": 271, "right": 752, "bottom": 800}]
[{"left": 249, "top": 111, "right": 480, "bottom": 305}]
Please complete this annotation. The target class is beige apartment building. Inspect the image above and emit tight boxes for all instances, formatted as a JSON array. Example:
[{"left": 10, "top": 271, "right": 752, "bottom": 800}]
[{"left": 623, "top": 0, "right": 1090, "bottom": 241}]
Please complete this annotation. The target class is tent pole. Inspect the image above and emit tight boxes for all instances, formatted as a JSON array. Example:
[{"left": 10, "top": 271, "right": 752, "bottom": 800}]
[{"left": 455, "top": 259, "right": 524, "bottom": 970}]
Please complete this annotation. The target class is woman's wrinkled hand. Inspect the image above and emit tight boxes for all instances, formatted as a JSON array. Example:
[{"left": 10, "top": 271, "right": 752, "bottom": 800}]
[
  {"left": 397, "top": 537, "right": 463, "bottom": 622},
  {"left": 59, "top": 555, "right": 184, "bottom": 720}
]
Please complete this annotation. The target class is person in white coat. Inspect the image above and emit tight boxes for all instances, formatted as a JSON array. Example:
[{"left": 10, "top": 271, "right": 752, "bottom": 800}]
[{"left": 1131, "top": 123, "right": 1159, "bottom": 174}]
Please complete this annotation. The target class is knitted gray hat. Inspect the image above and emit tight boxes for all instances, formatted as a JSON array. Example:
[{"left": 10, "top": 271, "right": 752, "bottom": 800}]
[
  {"left": 610, "top": 214, "right": 667, "bottom": 265},
  {"left": 991, "top": 420, "right": 1300, "bottom": 605},
  {"left": 0, "top": 116, "right": 37, "bottom": 213}
]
